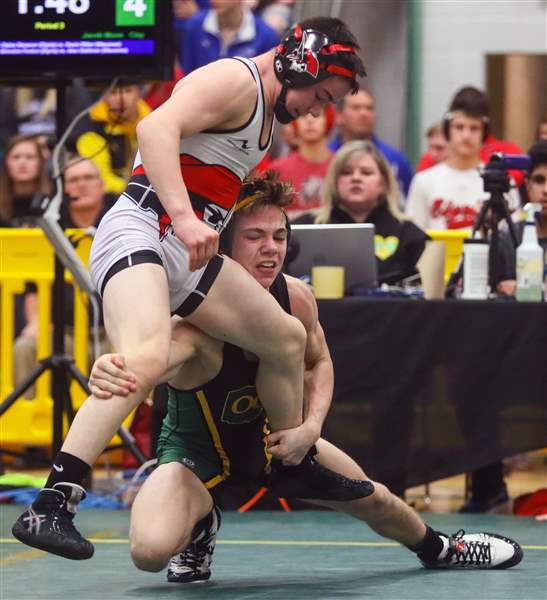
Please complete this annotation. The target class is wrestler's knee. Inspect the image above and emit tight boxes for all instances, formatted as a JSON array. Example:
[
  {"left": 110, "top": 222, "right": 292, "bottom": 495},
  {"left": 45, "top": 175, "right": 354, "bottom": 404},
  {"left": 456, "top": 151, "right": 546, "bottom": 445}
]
[
  {"left": 130, "top": 539, "right": 172, "bottom": 572},
  {"left": 124, "top": 348, "right": 169, "bottom": 393},
  {"left": 266, "top": 314, "right": 307, "bottom": 360},
  {"left": 130, "top": 521, "right": 193, "bottom": 572},
  {"left": 360, "top": 482, "right": 395, "bottom": 519}
]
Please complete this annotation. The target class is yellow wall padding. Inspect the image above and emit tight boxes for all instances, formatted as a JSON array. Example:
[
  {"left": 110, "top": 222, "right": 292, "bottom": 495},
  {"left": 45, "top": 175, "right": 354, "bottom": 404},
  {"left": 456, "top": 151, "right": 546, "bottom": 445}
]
[{"left": 0, "top": 228, "right": 133, "bottom": 448}]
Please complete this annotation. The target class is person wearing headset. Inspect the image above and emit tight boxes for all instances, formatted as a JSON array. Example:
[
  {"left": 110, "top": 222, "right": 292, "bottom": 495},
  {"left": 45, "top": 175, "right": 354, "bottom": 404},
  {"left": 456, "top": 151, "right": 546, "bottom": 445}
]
[
  {"left": 405, "top": 86, "right": 519, "bottom": 231},
  {"left": 415, "top": 87, "right": 523, "bottom": 186}
]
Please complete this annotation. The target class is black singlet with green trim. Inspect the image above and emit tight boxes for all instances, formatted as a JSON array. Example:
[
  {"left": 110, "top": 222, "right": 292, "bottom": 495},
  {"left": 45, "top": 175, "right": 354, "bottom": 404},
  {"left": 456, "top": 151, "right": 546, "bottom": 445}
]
[{"left": 156, "top": 274, "right": 292, "bottom": 489}]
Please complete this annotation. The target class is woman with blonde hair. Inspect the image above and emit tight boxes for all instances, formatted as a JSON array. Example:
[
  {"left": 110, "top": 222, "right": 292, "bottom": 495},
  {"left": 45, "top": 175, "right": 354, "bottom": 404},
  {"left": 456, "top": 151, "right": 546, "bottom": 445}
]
[
  {"left": 0, "top": 134, "right": 52, "bottom": 227},
  {"left": 294, "top": 140, "right": 428, "bottom": 284}
]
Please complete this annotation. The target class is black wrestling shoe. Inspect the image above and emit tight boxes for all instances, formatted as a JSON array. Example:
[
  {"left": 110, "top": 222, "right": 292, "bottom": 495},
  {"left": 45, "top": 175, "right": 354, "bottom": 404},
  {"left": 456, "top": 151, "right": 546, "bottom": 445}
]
[
  {"left": 167, "top": 505, "right": 221, "bottom": 583},
  {"left": 267, "top": 447, "right": 375, "bottom": 501},
  {"left": 12, "top": 483, "right": 94, "bottom": 560},
  {"left": 420, "top": 530, "right": 523, "bottom": 569}
]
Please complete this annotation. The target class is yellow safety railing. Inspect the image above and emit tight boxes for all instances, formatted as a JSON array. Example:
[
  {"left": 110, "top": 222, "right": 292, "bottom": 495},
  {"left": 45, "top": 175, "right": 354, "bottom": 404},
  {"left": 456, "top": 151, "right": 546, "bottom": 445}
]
[
  {"left": 0, "top": 228, "right": 133, "bottom": 449},
  {"left": 427, "top": 229, "right": 470, "bottom": 283}
]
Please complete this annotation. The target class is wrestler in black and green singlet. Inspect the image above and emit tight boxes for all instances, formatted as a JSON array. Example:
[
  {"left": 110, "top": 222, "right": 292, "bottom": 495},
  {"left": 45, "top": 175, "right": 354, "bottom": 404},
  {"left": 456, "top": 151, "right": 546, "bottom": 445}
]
[{"left": 156, "top": 274, "right": 291, "bottom": 491}]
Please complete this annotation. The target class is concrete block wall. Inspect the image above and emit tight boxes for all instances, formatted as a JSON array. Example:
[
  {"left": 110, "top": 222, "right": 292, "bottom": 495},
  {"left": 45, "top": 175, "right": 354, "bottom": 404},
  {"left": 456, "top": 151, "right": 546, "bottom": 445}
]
[{"left": 420, "top": 0, "right": 546, "bottom": 151}]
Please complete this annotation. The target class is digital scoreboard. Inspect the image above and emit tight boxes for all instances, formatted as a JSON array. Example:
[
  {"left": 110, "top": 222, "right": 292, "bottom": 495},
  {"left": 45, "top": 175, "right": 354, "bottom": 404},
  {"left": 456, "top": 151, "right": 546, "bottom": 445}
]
[{"left": 0, "top": 0, "right": 173, "bottom": 82}]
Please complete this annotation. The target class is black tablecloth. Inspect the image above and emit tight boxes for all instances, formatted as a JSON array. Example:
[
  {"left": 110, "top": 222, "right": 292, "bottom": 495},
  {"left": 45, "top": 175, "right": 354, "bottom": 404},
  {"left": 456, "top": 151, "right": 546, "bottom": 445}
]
[{"left": 318, "top": 298, "right": 547, "bottom": 492}]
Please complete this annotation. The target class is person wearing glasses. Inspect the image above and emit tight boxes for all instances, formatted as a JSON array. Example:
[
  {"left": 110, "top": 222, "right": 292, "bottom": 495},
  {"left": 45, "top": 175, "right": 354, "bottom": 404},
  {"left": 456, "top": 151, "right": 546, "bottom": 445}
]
[
  {"left": 523, "top": 140, "right": 547, "bottom": 249},
  {"left": 495, "top": 140, "right": 547, "bottom": 299}
]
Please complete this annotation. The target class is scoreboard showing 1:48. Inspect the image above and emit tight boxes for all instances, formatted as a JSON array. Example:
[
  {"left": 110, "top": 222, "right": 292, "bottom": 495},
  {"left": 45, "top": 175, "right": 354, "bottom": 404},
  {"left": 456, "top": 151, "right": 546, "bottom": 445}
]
[
  {"left": 1, "top": 0, "right": 170, "bottom": 82},
  {"left": 16, "top": 1, "right": 155, "bottom": 25}
]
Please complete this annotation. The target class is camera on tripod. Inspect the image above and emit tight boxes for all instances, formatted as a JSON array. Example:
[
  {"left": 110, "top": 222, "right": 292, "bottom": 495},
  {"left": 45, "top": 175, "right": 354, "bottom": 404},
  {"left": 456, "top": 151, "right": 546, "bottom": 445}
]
[
  {"left": 480, "top": 152, "right": 531, "bottom": 197},
  {"left": 447, "top": 152, "right": 531, "bottom": 298},
  {"left": 478, "top": 152, "right": 531, "bottom": 245}
]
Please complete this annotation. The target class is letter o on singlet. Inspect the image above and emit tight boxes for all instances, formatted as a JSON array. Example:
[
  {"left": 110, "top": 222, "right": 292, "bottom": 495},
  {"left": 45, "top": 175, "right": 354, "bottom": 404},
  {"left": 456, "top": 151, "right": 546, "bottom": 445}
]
[{"left": 221, "top": 386, "right": 264, "bottom": 425}]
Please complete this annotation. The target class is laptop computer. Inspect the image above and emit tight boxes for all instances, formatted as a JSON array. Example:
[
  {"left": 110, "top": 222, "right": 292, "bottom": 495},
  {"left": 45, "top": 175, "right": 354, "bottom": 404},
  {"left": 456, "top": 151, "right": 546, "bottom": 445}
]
[{"left": 285, "top": 223, "right": 378, "bottom": 293}]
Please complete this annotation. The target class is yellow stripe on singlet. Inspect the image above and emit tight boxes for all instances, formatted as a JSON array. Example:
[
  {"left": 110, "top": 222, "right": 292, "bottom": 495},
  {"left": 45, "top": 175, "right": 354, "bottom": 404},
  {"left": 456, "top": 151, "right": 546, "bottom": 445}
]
[
  {"left": 262, "top": 419, "right": 273, "bottom": 475},
  {"left": 196, "top": 389, "right": 231, "bottom": 488}
]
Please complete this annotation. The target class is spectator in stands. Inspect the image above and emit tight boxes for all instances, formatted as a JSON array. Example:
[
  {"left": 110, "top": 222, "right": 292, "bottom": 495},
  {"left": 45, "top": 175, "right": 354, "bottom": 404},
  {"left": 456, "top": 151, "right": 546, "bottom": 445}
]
[
  {"left": 416, "top": 122, "right": 448, "bottom": 172},
  {"left": 406, "top": 87, "right": 520, "bottom": 231},
  {"left": 269, "top": 105, "right": 335, "bottom": 218},
  {"left": 180, "top": 0, "right": 279, "bottom": 75},
  {"left": 294, "top": 140, "right": 428, "bottom": 285},
  {"left": 173, "top": 0, "right": 200, "bottom": 51},
  {"left": 13, "top": 155, "right": 110, "bottom": 397},
  {"left": 72, "top": 81, "right": 151, "bottom": 196},
  {"left": 496, "top": 139, "right": 547, "bottom": 296},
  {"left": 0, "top": 134, "right": 52, "bottom": 227},
  {"left": 416, "top": 87, "right": 524, "bottom": 186},
  {"left": 60, "top": 156, "right": 112, "bottom": 227},
  {"left": 173, "top": 0, "right": 201, "bottom": 21},
  {"left": 329, "top": 89, "right": 414, "bottom": 201},
  {"left": 525, "top": 141, "right": 547, "bottom": 251}
]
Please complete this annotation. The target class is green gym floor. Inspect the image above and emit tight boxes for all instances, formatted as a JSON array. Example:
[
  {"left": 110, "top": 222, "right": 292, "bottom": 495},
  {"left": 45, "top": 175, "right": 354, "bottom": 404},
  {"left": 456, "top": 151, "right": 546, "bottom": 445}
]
[{"left": 0, "top": 508, "right": 545, "bottom": 600}]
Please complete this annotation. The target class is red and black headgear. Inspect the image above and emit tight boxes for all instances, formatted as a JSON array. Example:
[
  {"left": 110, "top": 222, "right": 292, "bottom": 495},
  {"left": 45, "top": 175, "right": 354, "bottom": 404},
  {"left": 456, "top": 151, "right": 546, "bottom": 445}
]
[
  {"left": 273, "top": 23, "right": 366, "bottom": 124},
  {"left": 274, "top": 24, "right": 365, "bottom": 89}
]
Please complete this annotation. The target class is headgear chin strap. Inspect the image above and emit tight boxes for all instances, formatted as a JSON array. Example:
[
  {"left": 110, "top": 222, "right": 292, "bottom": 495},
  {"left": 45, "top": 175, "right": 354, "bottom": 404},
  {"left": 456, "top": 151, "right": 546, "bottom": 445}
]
[{"left": 274, "top": 85, "right": 294, "bottom": 124}]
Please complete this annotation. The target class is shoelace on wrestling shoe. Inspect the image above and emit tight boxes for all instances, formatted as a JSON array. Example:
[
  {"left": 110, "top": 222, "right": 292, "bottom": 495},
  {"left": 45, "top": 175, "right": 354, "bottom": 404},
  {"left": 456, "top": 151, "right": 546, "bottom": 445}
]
[{"left": 445, "top": 530, "right": 492, "bottom": 566}]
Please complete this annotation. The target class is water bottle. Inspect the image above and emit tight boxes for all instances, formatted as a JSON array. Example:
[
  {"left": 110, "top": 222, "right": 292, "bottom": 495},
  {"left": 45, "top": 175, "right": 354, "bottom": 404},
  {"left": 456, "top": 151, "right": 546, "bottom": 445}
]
[
  {"left": 516, "top": 206, "right": 543, "bottom": 302},
  {"left": 462, "top": 239, "right": 489, "bottom": 299}
]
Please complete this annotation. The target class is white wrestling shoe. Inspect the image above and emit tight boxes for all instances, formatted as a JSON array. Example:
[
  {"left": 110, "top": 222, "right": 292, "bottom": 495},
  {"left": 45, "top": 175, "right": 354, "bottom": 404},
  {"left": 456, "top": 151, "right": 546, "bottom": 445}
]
[
  {"left": 421, "top": 529, "right": 523, "bottom": 569},
  {"left": 167, "top": 505, "right": 221, "bottom": 583}
]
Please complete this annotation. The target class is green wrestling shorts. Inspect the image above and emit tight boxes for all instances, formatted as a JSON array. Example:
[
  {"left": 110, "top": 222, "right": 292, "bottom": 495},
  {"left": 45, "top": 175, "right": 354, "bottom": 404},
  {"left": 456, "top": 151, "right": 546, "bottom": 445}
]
[{"left": 157, "top": 385, "right": 271, "bottom": 490}]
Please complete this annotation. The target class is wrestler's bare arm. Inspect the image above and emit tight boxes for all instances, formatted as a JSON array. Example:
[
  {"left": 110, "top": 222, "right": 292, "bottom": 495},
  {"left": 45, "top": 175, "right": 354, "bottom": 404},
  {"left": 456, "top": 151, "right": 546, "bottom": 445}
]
[
  {"left": 138, "top": 60, "right": 257, "bottom": 216},
  {"left": 285, "top": 275, "right": 334, "bottom": 435},
  {"left": 265, "top": 276, "right": 334, "bottom": 462},
  {"left": 136, "top": 60, "right": 260, "bottom": 269}
]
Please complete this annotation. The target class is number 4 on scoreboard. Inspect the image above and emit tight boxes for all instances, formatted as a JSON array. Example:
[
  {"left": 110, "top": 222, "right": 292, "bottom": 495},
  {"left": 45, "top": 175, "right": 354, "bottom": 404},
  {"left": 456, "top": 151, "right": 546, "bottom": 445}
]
[{"left": 116, "top": 0, "right": 155, "bottom": 26}]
